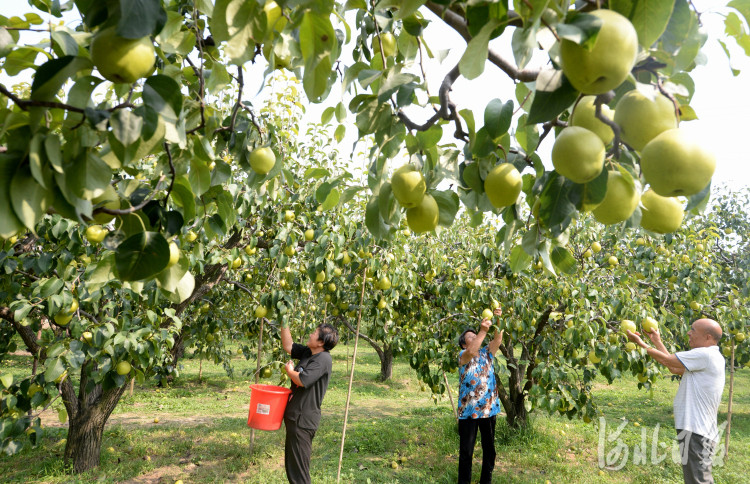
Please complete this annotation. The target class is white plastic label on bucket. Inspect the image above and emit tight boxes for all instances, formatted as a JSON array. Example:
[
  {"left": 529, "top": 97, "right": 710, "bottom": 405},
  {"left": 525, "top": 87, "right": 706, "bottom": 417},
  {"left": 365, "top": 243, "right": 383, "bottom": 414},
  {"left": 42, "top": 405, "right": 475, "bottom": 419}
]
[{"left": 256, "top": 403, "right": 271, "bottom": 415}]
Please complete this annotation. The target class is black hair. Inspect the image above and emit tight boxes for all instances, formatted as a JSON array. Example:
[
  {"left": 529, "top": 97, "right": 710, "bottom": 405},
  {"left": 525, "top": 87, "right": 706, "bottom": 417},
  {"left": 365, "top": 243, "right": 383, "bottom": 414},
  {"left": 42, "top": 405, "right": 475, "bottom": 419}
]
[
  {"left": 458, "top": 328, "right": 476, "bottom": 349},
  {"left": 317, "top": 323, "right": 339, "bottom": 351}
]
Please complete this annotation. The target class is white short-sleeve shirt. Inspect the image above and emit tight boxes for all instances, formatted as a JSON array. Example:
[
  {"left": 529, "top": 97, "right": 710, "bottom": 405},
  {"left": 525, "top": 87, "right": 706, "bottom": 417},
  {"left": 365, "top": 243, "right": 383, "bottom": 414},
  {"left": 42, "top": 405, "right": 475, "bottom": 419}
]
[{"left": 674, "top": 346, "right": 725, "bottom": 441}]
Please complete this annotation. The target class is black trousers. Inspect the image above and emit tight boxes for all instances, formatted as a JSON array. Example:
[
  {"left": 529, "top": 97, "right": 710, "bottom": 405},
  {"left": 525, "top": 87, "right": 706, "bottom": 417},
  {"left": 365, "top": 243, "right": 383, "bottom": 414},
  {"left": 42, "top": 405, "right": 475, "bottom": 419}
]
[
  {"left": 284, "top": 417, "right": 317, "bottom": 484},
  {"left": 458, "top": 416, "right": 496, "bottom": 484}
]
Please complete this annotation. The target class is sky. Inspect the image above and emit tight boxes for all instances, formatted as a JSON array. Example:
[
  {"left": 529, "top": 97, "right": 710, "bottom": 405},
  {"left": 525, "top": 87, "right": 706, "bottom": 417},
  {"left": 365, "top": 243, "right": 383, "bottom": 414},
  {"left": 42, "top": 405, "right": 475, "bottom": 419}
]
[{"left": 2, "top": 1, "right": 749, "bottom": 193}]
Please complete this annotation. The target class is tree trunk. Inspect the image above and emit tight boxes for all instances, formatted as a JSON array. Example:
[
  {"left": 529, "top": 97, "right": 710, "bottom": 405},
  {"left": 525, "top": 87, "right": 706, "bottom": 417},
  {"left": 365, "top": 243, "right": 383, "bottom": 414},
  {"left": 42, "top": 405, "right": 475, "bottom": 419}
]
[
  {"left": 63, "top": 383, "right": 127, "bottom": 473},
  {"left": 504, "top": 393, "right": 529, "bottom": 429},
  {"left": 379, "top": 345, "right": 393, "bottom": 381}
]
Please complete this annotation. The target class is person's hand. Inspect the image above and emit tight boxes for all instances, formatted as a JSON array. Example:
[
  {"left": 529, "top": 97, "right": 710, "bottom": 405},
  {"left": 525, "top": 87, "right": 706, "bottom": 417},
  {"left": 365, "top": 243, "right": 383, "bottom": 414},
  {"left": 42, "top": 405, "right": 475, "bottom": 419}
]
[
  {"left": 284, "top": 361, "right": 295, "bottom": 374},
  {"left": 644, "top": 327, "right": 662, "bottom": 345},
  {"left": 479, "top": 318, "right": 492, "bottom": 332},
  {"left": 493, "top": 307, "right": 502, "bottom": 317},
  {"left": 626, "top": 330, "right": 647, "bottom": 348}
]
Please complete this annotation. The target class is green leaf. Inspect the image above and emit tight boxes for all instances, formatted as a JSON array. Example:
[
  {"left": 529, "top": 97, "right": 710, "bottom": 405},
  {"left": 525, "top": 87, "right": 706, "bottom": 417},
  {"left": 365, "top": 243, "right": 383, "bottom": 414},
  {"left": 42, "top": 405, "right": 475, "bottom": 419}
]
[
  {"left": 44, "top": 134, "right": 63, "bottom": 173},
  {"left": 50, "top": 29, "right": 79, "bottom": 57},
  {"left": 611, "top": 0, "right": 675, "bottom": 48},
  {"left": 110, "top": 109, "right": 143, "bottom": 147},
  {"left": 210, "top": 0, "right": 259, "bottom": 65},
  {"left": 28, "top": 133, "right": 47, "bottom": 189},
  {"left": 573, "top": 169, "right": 608, "bottom": 210},
  {"left": 527, "top": 70, "right": 579, "bottom": 124},
  {"left": 117, "top": 0, "right": 166, "bottom": 38},
  {"left": 143, "top": 75, "right": 184, "bottom": 144},
  {"left": 156, "top": 252, "right": 189, "bottom": 293},
  {"left": 556, "top": 12, "right": 602, "bottom": 48},
  {"left": 143, "top": 76, "right": 182, "bottom": 116},
  {"left": 375, "top": 0, "right": 426, "bottom": 19},
  {"left": 166, "top": 270, "right": 196, "bottom": 304},
  {"left": 155, "top": 10, "right": 196, "bottom": 55},
  {"left": 321, "top": 188, "right": 340, "bottom": 211},
  {"left": 465, "top": 3, "right": 508, "bottom": 38},
  {"left": 334, "top": 124, "right": 346, "bottom": 143},
  {"left": 0, "top": 373, "right": 12, "bottom": 389},
  {"left": 44, "top": 357, "right": 66, "bottom": 383},
  {"left": 66, "top": 152, "right": 112, "bottom": 200},
  {"left": 511, "top": 23, "right": 537, "bottom": 69},
  {"left": 115, "top": 231, "right": 171, "bottom": 281},
  {"left": 205, "top": 62, "right": 231, "bottom": 94},
  {"left": 321, "top": 106, "right": 335, "bottom": 124},
  {"left": 39, "top": 277, "right": 64, "bottom": 298},
  {"left": 365, "top": 195, "right": 390, "bottom": 239},
  {"left": 432, "top": 190, "right": 460, "bottom": 227},
  {"left": 10, "top": 163, "right": 52, "bottom": 232},
  {"left": 509, "top": 245, "right": 532, "bottom": 273},
  {"left": 537, "top": 172, "right": 577, "bottom": 237},
  {"left": 335, "top": 102, "right": 347, "bottom": 122},
  {"left": 87, "top": 253, "right": 117, "bottom": 292},
  {"left": 189, "top": 159, "right": 211, "bottom": 196},
  {"left": 30, "top": 56, "right": 91, "bottom": 102},
  {"left": 459, "top": 19, "right": 502, "bottom": 80},
  {"left": 515, "top": 115, "right": 539, "bottom": 155},
  {"left": 484, "top": 99, "right": 513, "bottom": 141},
  {"left": 0, "top": 28, "right": 14, "bottom": 58},
  {"left": 170, "top": 177, "right": 196, "bottom": 222},
  {"left": 551, "top": 246, "right": 577, "bottom": 274},
  {"left": 299, "top": 11, "right": 337, "bottom": 101}
]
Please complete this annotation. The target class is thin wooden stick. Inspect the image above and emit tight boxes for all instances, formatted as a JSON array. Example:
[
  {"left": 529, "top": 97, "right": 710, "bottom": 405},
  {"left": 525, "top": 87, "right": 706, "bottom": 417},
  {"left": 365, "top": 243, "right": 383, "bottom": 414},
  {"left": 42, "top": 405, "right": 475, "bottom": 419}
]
[
  {"left": 250, "top": 318, "right": 265, "bottom": 455},
  {"left": 443, "top": 371, "right": 458, "bottom": 420},
  {"left": 336, "top": 269, "right": 367, "bottom": 482},
  {"left": 724, "top": 342, "right": 735, "bottom": 459}
]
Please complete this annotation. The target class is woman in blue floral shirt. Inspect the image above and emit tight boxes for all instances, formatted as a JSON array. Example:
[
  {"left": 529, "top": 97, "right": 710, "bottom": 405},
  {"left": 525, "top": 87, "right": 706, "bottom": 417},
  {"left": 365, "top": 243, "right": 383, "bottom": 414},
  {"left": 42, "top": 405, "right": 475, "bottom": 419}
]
[{"left": 457, "top": 308, "right": 504, "bottom": 484}]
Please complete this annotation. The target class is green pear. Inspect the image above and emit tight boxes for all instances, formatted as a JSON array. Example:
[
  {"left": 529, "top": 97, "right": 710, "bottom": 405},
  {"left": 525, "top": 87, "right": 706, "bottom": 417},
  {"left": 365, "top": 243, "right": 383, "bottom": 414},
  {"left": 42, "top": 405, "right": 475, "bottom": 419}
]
[
  {"left": 639, "top": 128, "right": 716, "bottom": 197},
  {"left": 484, "top": 163, "right": 522, "bottom": 208},
  {"left": 560, "top": 9, "right": 639, "bottom": 95},
  {"left": 406, "top": 193, "right": 439, "bottom": 233},
  {"left": 592, "top": 170, "right": 640, "bottom": 225},
  {"left": 551, "top": 127, "right": 605, "bottom": 184},
  {"left": 614, "top": 85, "right": 677, "bottom": 151},
  {"left": 570, "top": 96, "right": 615, "bottom": 145},
  {"left": 90, "top": 27, "right": 155, "bottom": 84},
  {"left": 249, "top": 147, "right": 276, "bottom": 175},
  {"left": 639, "top": 189, "right": 684, "bottom": 233},
  {"left": 391, "top": 164, "right": 426, "bottom": 208}
]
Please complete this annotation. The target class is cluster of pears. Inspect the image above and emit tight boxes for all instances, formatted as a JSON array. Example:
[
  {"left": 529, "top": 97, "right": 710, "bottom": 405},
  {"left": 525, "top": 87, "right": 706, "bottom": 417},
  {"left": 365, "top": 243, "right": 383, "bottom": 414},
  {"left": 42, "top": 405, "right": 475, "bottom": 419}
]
[
  {"left": 390, "top": 164, "right": 438, "bottom": 233},
  {"left": 551, "top": 9, "right": 715, "bottom": 234}
]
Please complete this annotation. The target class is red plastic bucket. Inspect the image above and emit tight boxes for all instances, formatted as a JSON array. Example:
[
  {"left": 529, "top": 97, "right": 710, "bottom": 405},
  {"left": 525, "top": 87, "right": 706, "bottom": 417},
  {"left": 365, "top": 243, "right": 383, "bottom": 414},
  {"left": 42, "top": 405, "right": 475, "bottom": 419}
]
[{"left": 247, "top": 384, "right": 291, "bottom": 431}]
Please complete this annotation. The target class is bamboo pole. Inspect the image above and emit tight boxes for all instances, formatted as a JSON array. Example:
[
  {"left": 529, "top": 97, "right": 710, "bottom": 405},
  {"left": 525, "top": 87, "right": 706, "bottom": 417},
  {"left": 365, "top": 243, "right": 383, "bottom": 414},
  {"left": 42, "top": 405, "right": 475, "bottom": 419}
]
[
  {"left": 724, "top": 342, "right": 735, "bottom": 459},
  {"left": 336, "top": 269, "right": 367, "bottom": 482}
]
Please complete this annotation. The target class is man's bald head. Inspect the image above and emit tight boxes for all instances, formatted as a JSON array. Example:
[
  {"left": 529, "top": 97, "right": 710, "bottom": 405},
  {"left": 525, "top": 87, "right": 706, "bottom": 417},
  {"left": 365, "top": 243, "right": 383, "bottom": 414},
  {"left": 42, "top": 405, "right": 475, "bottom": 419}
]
[{"left": 690, "top": 318, "right": 722, "bottom": 348}]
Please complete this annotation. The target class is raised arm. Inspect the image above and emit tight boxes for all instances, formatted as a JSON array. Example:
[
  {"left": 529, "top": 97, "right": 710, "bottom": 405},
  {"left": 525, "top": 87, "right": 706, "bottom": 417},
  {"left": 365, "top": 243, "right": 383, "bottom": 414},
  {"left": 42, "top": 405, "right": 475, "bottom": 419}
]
[
  {"left": 281, "top": 326, "right": 293, "bottom": 355},
  {"left": 488, "top": 308, "right": 505, "bottom": 355},
  {"left": 459, "top": 319, "right": 490, "bottom": 366},
  {"left": 626, "top": 330, "right": 684, "bottom": 375}
]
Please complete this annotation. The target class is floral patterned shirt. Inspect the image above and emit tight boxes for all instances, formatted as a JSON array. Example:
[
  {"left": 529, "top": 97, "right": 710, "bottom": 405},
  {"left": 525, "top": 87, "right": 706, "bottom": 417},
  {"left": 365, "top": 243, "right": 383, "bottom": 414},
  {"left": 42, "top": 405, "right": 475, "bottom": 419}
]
[{"left": 458, "top": 346, "right": 500, "bottom": 419}]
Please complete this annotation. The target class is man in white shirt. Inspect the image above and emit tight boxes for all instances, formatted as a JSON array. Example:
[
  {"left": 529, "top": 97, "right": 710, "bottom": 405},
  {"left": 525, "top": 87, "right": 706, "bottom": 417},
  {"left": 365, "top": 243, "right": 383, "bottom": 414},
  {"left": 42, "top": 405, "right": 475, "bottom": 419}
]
[{"left": 626, "top": 318, "right": 724, "bottom": 484}]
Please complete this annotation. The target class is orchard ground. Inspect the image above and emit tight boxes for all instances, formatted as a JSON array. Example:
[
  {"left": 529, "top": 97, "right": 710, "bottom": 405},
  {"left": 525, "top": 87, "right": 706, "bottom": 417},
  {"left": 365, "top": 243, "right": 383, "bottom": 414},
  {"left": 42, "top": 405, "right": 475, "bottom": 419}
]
[{"left": 1, "top": 342, "right": 748, "bottom": 484}]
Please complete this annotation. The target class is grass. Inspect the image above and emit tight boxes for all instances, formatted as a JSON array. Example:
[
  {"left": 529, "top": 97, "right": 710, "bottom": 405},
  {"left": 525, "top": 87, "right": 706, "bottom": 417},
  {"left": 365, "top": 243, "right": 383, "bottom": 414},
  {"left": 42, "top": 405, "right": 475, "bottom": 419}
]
[{"left": 1, "top": 342, "right": 748, "bottom": 483}]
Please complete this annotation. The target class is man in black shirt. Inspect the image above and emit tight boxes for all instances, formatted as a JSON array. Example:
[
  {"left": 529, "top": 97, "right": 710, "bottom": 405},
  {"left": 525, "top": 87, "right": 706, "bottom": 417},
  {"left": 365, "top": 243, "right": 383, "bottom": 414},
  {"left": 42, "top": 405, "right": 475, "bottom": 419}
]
[{"left": 281, "top": 322, "right": 339, "bottom": 484}]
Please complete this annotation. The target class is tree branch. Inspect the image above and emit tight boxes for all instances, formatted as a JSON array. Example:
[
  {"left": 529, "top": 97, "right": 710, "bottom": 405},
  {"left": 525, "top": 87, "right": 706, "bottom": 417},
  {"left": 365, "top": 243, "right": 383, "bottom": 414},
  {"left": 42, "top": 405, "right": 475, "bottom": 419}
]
[
  {"left": 397, "top": 64, "right": 468, "bottom": 140},
  {"left": 424, "top": 2, "right": 539, "bottom": 82},
  {"left": 214, "top": 67, "right": 244, "bottom": 135}
]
